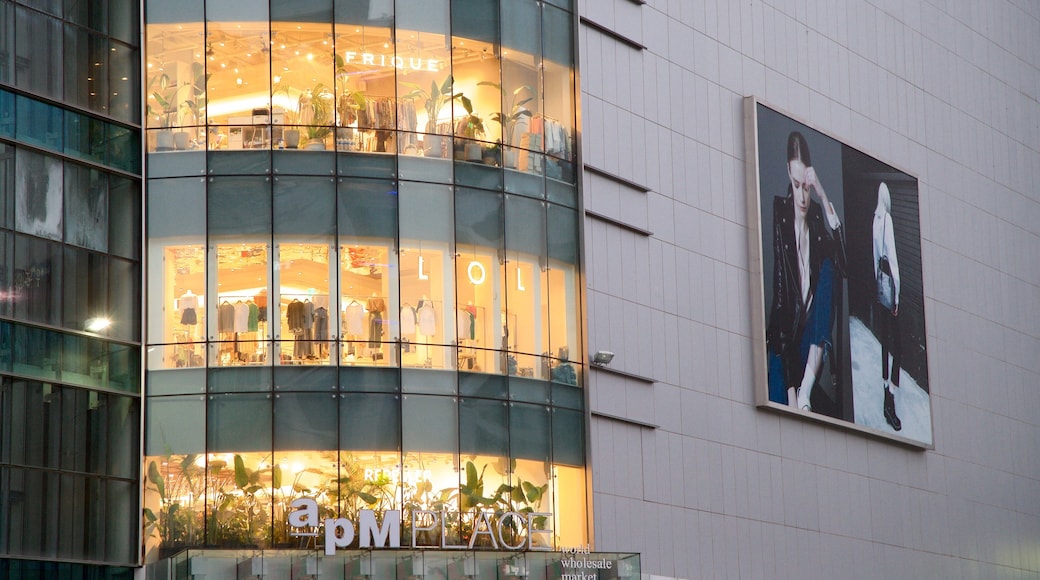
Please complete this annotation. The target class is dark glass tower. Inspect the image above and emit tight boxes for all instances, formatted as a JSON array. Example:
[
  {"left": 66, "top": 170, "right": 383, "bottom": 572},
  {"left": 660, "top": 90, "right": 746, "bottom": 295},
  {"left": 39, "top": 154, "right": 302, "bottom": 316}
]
[{"left": 0, "top": 0, "right": 143, "bottom": 577}]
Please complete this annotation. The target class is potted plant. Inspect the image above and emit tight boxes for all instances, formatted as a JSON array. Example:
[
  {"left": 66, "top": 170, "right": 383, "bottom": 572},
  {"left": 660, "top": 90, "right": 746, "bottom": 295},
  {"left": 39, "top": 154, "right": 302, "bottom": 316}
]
[
  {"left": 402, "top": 75, "right": 463, "bottom": 158},
  {"left": 479, "top": 83, "right": 534, "bottom": 168},
  {"left": 300, "top": 84, "right": 334, "bottom": 150},
  {"left": 454, "top": 95, "right": 485, "bottom": 162},
  {"left": 147, "top": 62, "right": 207, "bottom": 151}
]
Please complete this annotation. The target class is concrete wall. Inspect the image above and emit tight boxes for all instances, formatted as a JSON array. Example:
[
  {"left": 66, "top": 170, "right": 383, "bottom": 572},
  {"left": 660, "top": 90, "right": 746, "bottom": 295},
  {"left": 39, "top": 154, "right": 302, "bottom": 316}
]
[{"left": 579, "top": 0, "right": 1040, "bottom": 577}]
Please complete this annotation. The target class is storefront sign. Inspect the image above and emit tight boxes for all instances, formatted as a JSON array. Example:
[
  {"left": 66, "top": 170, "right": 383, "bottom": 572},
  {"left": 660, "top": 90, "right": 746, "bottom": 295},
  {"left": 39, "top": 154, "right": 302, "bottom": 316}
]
[
  {"left": 343, "top": 52, "right": 441, "bottom": 72},
  {"left": 288, "top": 498, "right": 552, "bottom": 555}
]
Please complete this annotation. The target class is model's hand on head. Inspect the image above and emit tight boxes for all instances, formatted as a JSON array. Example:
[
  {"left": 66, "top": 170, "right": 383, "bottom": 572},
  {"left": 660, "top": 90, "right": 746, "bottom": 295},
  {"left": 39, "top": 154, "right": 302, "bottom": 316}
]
[{"left": 804, "top": 166, "right": 828, "bottom": 204}]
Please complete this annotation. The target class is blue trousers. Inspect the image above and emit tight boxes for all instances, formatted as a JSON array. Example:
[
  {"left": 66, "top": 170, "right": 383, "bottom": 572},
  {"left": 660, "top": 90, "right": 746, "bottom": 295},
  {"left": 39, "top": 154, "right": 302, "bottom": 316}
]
[{"left": 768, "top": 259, "right": 835, "bottom": 405}]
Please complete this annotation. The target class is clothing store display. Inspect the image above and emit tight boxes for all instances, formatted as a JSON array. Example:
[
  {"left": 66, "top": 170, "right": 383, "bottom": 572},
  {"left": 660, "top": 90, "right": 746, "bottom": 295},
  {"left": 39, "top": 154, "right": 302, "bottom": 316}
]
[
  {"left": 366, "top": 296, "right": 386, "bottom": 347},
  {"left": 313, "top": 307, "right": 329, "bottom": 341},
  {"left": 417, "top": 300, "right": 436, "bottom": 337},
  {"left": 344, "top": 300, "right": 365, "bottom": 336},
  {"left": 234, "top": 301, "right": 250, "bottom": 333},
  {"left": 248, "top": 302, "right": 259, "bottom": 332},
  {"left": 401, "top": 305, "right": 416, "bottom": 336},
  {"left": 218, "top": 301, "right": 236, "bottom": 333},
  {"left": 255, "top": 291, "right": 268, "bottom": 322},
  {"left": 457, "top": 306, "right": 476, "bottom": 340},
  {"left": 179, "top": 291, "right": 199, "bottom": 325}
]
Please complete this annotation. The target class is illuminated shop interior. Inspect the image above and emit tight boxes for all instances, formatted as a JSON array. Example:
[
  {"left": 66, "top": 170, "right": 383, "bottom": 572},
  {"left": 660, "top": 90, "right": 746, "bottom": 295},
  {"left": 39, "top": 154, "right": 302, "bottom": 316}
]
[{"left": 143, "top": 0, "right": 587, "bottom": 563}]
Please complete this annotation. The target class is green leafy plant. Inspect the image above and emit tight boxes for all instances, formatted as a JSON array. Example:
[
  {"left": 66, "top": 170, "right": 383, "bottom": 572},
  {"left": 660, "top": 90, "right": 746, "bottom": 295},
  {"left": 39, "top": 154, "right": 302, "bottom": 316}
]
[
  {"left": 478, "top": 82, "right": 534, "bottom": 145},
  {"left": 402, "top": 75, "right": 463, "bottom": 134},
  {"left": 147, "top": 62, "right": 207, "bottom": 128},
  {"left": 455, "top": 96, "right": 485, "bottom": 140},
  {"left": 143, "top": 453, "right": 205, "bottom": 555}
]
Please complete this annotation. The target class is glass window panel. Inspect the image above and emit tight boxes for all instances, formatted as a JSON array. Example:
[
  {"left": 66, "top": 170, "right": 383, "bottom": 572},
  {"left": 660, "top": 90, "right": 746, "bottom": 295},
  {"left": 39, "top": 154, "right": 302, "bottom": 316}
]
[
  {"left": 205, "top": 0, "right": 271, "bottom": 141},
  {"left": 399, "top": 183, "right": 454, "bottom": 367},
  {"left": 400, "top": 368, "right": 454, "bottom": 395},
  {"left": 148, "top": 178, "right": 205, "bottom": 366},
  {"left": 64, "top": 163, "right": 109, "bottom": 252},
  {"left": 109, "top": 42, "right": 139, "bottom": 123},
  {"left": 547, "top": 205, "right": 578, "bottom": 360},
  {"left": 105, "top": 479, "right": 137, "bottom": 563},
  {"left": 108, "top": 175, "right": 140, "bottom": 260},
  {"left": 14, "top": 148, "right": 63, "bottom": 241},
  {"left": 451, "top": 3, "right": 501, "bottom": 154},
  {"left": 203, "top": 449, "right": 272, "bottom": 547},
  {"left": 13, "top": 234, "right": 62, "bottom": 326},
  {"left": 3, "top": 380, "right": 62, "bottom": 470},
  {"left": 10, "top": 324, "right": 62, "bottom": 380},
  {"left": 451, "top": 0, "right": 498, "bottom": 45},
  {"left": 207, "top": 392, "right": 271, "bottom": 452},
  {"left": 108, "top": 257, "right": 140, "bottom": 342},
  {"left": 336, "top": 150, "right": 396, "bottom": 178},
  {"left": 455, "top": 188, "right": 504, "bottom": 372},
  {"left": 205, "top": 174, "right": 270, "bottom": 236},
  {"left": 271, "top": 4, "right": 335, "bottom": 151},
  {"left": 272, "top": 366, "right": 336, "bottom": 391},
  {"left": 207, "top": 150, "right": 271, "bottom": 174},
  {"left": 338, "top": 366, "right": 399, "bottom": 393},
  {"left": 108, "top": 0, "right": 139, "bottom": 44},
  {"left": 505, "top": 196, "right": 546, "bottom": 358},
  {"left": 0, "top": 144, "right": 10, "bottom": 230},
  {"left": 0, "top": 2, "right": 13, "bottom": 84},
  {"left": 508, "top": 402, "right": 551, "bottom": 536},
  {"left": 332, "top": 0, "right": 395, "bottom": 156},
  {"left": 65, "top": 0, "right": 108, "bottom": 32},
  {"left": 274, "top": 392, "right": 337, "bottom": 450},
  {"left": 63, "top": 25, "right": 92, "bottom": 111},
  {"left": 541, "top": 5, "right": 574, "bottom": 162},
  {"left": 340, "top": 392, "right": 399, "bottom": 451},
  {"left": 458, "top": 397, "right": 508, "bottom": 524},
  {"left": 458, "top": 371, "right": 507, "bottom": 398},
  {"left": 145, "top": 3, "right": 205, "bottom": 150},
  {"left": 397, "top": 0, "right": 452, "bottom": 158},
  {"left": 402, "top": 394, "right": 455, "bottom": 453},
  {"left": 15, "top": 6, "right": 62, "bottom": 98},
  {"left": 0, "top": 232, "right": 11, "bottom": 319},
  {"left": 0, "top": 91, "right": 12, "bottom": 138},
  {"left": 207, "top": 366, "right": 272, "bottom": 392},
  {"left": 107, "top": 124, "right": 142, "bottom": 173},
  {"left": 401, "top": 393, "right": 456, "bottom": 513},
  {"left": 274, "top": 177, "right": 336, "bottom": 236},
  {"left": 147, "top": 368, "right": 206, "bottom": 395},
  {"left": 509, "top": 402, "right": 549, "bottom": 461},
  {"left": 272, "top": 149, "right": 335, "bottom": 175},
  {"left": 15, "top": 96, "right": 63, "bottom": 152},
  {"left": 62, "top": 246, "right": 108, "bottom": 333},
  {"left": 460, "top": 397, "right": 507, "bottom": 456}
]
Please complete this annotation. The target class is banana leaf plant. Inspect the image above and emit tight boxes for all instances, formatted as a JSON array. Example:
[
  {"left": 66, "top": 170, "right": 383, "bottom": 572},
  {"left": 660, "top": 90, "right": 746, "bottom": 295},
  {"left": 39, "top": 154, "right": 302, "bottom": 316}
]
[
  {"left": 402, "top": 75, "right": 464, "bottom": 134},
  {"left": 478, "top": 82, "right": 534, "bottom": 146}
]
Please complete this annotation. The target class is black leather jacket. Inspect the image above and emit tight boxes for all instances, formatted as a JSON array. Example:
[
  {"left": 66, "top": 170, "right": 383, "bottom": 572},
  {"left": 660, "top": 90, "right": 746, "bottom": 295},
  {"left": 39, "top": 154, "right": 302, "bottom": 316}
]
[{"left": 766, "top": 192, "right": 846, "bottom": 390}]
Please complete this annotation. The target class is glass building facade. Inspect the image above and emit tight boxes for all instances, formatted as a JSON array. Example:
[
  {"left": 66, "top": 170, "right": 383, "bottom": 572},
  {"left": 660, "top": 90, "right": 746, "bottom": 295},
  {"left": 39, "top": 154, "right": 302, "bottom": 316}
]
[
  {"left": 143, "top": 0, "right": 593, "bottom": 571},
  {"left": 0, "top": 0, "right": 142, "bottom": 575}
]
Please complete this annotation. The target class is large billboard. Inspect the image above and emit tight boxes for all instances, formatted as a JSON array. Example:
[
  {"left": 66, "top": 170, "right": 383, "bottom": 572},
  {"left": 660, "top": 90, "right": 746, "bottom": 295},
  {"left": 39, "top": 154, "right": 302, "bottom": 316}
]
[{"left": 745, "top": 98, "right": 932, "bottom": 447}]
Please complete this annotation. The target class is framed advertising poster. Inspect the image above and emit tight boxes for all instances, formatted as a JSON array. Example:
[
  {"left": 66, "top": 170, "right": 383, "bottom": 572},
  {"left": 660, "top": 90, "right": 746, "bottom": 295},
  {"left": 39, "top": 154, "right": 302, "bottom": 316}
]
[{"left": 744, "top": 97, "right": 932, "bottom": 447}]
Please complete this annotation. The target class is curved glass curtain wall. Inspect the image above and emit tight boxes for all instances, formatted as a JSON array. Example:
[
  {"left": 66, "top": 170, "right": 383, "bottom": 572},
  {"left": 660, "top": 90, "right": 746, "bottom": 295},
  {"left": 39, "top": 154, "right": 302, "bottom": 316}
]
[{"left": 144, "top": 0, "right": 584, "bottom": 561}]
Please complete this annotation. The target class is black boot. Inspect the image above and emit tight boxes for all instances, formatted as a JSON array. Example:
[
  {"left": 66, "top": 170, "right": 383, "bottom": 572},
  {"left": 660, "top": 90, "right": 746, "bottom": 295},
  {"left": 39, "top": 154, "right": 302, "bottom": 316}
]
[{"left": 883, "top": 387, "right": 901, "bottom": 431}]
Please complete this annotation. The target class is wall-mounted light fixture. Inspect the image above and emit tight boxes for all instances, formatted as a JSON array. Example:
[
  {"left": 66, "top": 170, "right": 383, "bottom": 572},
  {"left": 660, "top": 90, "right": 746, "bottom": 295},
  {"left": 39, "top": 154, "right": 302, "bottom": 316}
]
[{"left": 591, "top": 350, "right": 614, "bottom": 366}]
